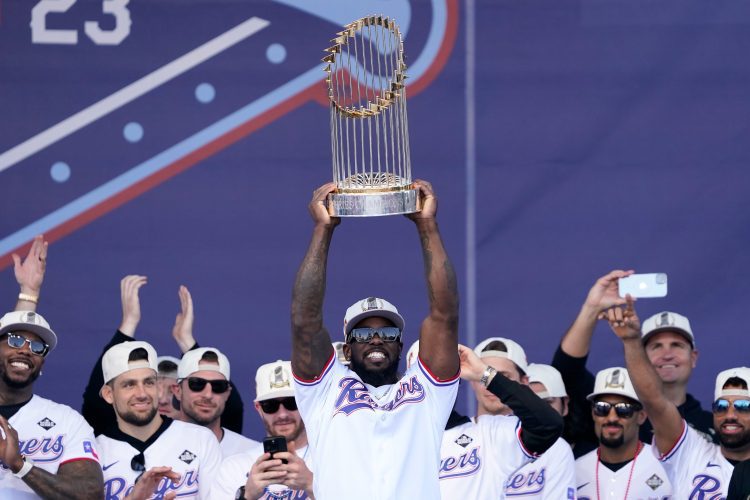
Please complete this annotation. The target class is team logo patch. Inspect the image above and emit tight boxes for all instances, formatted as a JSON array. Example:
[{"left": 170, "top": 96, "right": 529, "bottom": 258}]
[
  {"left": 179, "top": 450, "right": 196, "bottom": 464},
  {"left": 454, "top": 434, "right": 473, "bottom": 448},
  {"left": 646, "top": 473, "right": 664, "bottom": 490},
  {"left": 83, "top": 441, "right": 99, "bottom": 460},
  {"left": 37, "top": 417, "right": 56, "bottom": 430}
]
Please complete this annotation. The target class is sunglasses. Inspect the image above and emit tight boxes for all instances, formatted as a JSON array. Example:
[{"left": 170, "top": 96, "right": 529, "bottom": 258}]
[
  {"left": 712, "top": 399, "right": 750, "bottom": 414},
  {"left": 347, "top": 326, "right": 402, "bottom": 344},
  {"left": 185, "top": 377, "right": 230, "bottom": 394},
  {"left": 259, "top": 397, "right": 298, "bottom": 414},
  {"left": 131, "top": 451, "right": 145, "bottom": 482},
  {"left": 6, "top": 333, "right": 49, "bottom": 357},
  {"left": 592, "top": 401, "right": 642, "bottom": 419}
]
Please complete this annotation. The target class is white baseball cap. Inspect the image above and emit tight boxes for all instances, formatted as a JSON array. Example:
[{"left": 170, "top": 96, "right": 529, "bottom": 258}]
[
  {"left": 474, "top": 337, "right": 528, "bottom": 374},
  {"left": 587, "top": 367, "right": 640, "bottom": 403},
  {"left": 255, "top": 360, "right": 295, "bottom": 402},
  {"left": 332, "top": 342, "right": 349, "bottom": 365},
  {"left": 0, "top": 311, "right": 57, "bottom": 352},
  {"left": 641, "top": 311, "right": 695, "bottom": 348},
  {"left": 102, "top": 341, "right": 158, "bottom": 385},
  {"left": 156, "top": 356, "right": 180, "bottom": 378},
  {"left": 405, "top": 340, "right": 420, "bottom": 370},
  {"left": 527, "top": 363, "right": 567, "bottom": 398},
  {"left": 714, "top": 367, "right": 750, "bottom": 401},
  {"left": 178, "top": 348, "right": 230, "bottom": 380},
  {"left": 343, "top": 297, "right": 405, "bottom": 338}
]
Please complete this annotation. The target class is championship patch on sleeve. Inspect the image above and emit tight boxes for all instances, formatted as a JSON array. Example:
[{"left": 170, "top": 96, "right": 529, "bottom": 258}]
[
  {"left": 567, "top": 487, "right": 575, "bottom": 499},
  {"left": 83, "top": 441, "right": 99, "bottom": 460}
]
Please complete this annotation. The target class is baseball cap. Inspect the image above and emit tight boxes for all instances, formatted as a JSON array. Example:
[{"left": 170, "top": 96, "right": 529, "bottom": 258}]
[
  {"left": 102, "top": 341, "right": 158, "bottom": 385},
  {"left": 473, "top": 337, "right": 528, "bottom": 374},
  {"left": 587, "top": 367, "right": 640, "bottom": 403},
  {"left": 0, "top": 310, "right": 57, "bottom": 352},
  {"left": 714, "top": 367, "right": 750, "bottom": 400},
  {"left": 255, "top": 360, "right": 295, "bottom": 402},
  {"left": 527, "top": 363, "right": 567, "bottom": 398},
  {"left": 157, "top": 355, "right": 180, "bottom": 379},
  {"left": 405, "top": 340, "right": 420, "bottom": 370},
  {"left": 641, "top": 311, "right": 695, "bottom": 348},
  {"left": 178, "top": 348, "right": 230, "bottom": 380},
  {"left": 343, "top": 297, "right": 405, "bottom": 338}
]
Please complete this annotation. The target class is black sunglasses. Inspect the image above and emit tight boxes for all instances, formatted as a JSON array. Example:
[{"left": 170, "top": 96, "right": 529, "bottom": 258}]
[
  {"left": 6, "top": 333, "right": 49, "bottom": 357},
  {"left": 347, "top": 326, "right": 402, "bottom": 344},
  {"left": 592, "top": 401, "right": 641, "bottom": 419},
  {"left": 259, "top": 397, "right": 297, "bottom": 414},
  {"left": 712, "top": 399, "right": 750, "bottom": 414},
  {"left": 185, "top": 377, "right": 230, "bottom": 394},
  {"left": 131, "top": 451, "right": 145, "bottom": 482}
]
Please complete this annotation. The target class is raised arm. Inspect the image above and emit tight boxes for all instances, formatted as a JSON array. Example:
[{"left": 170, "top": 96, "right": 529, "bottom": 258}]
[
  {"left": 12, "top": 235, "right": 48, "bottom": 312},
  {"left": 290, "top": 183, "right": 338, "bottom": 379},
  {"left": 605, "top": 296, "right": 684, "bottom": 454},
  {"left": 410, "top": 180, "right": 459, "bottom": 380}
]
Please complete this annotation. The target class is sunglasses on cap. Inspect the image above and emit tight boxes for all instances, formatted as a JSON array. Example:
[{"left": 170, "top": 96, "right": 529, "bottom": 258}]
[
  {"left": 347, "top": 326, "right": 402, "bottom": 344},
  {"left": 184, "top": 377, "right": 230, "bottom": 394},
  {"left": 5, "top": 333, "right": 49, "bottom": 357},
  {"left": 592, "top": 401, "right": 642, "bottom": 419},
  {"left": 259, "top": 397, "right": 297, "bottom": 414},
  {"left": 712, "top": 399, "right": 750, "bottom": 414}
]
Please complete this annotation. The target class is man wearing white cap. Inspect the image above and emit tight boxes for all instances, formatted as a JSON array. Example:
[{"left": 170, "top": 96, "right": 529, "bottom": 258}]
[
  {"left": 290, "top": 181, "right": 460, "bottom": 499},
  {"left": 211, "top": 360, "right": 315, "bottom": 499},
  {"left": 174, "top": 348, "right": 259, "bottom": 457},
  {"left": 503, "top": 363, "right": 577, "bottom": 499},
  {"left": 156, "top": 355, "right": 181, "bottom": 419},
  {"left": 424, "top": 338, "right": 563, "bottom": 499},
  {"left": 96, "top": 341, "right": 221, "bottom": 499},
  {"left": 575, "top": 367, "right": 672, "bottom": 499},
  {"left": 553, "top": 270, "right": 715, "bottom": 457},
  {"left": 605, "top": 297, "right": 750, "bottom": 498}
]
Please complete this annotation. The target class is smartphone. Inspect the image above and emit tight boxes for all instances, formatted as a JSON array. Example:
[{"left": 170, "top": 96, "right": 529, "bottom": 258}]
[
  {"left": 263, "top": 435, "right": 288, "bottom": 464},
  {"left": 618, "top": 273, "right": 668, "bottom": 298}
]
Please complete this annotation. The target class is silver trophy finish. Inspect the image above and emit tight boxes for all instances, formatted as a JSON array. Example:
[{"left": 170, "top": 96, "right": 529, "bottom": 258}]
[{"left": 323, "top": 16, "right": 418, "bottom": 217}]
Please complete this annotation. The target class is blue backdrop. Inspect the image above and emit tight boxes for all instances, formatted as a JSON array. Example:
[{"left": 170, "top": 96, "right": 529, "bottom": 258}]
[{"left": 2, "top": 0, "right": 749, "bottom": 439}]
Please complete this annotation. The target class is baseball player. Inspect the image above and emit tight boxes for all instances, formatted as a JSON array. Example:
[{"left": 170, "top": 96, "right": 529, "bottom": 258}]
[
  {"left": 290, "top": 181, "right": 460, "bottom": 499},
  {"left": 430, "top": 337, "right": 564, "bottom": 500},
  {"left": 575, "top": 367, "right": 672, "bottom": 500},
  {"left": 553, "top": 270, "right": 715, "bottom": 457},
  {"left": 174, "top": 347, "right": 260, "bottom": 457},
  {"left": 0, "top": 235, "right": 103, "bottom": 499},
  {"left": 606, "top": 297, "right": 750, "bottom": 498},
  {"left": 504, "top": 363, "right": 577, "bottom": 499},
  {"left": 211, "top": 360, "right": 315, "bottom": 499},
  {"left": 156, "top": 355, "right": 181, "bottom": 418},
  {"left": 96, "top": 340, "right": 222, "bottom": 499}
]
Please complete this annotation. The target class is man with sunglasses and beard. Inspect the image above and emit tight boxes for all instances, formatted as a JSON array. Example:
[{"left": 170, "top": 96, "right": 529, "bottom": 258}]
[
  {"left": 290, "top": 181, "right": 460, "bottom": 499},
  {"left": 575, "top": 367, "right": 672, "bottom": 499},
  {"left": 212, "top": 360, "right": 315, "bottom": 499},
  {"left": 96, "top": 341, "right": 222, "bottom": 499},
  {"left": 173, "top": 348, "right": 259, "bottom": 457},
  {"left": 606, "top": 296, "right": 750, "bottom": 498}
]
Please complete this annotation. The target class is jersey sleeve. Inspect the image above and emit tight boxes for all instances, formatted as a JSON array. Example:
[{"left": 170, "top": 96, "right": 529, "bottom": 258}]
[
  {"left": 411, "top": 355, "right": 460, "bottom": 427},
  {"left": 197, "top": 429, "right": 224, "bottom": 500},
  {"left": 58, "top": 407, "right": 101, "bottom": 465},
  {"left": 292, "top": 351, "right": 340, "bottom": 431},
  {"left": 479, "top": 414, "right": 535, "bottom": 474},
  {"left": 210, "top": 453, "right": 253, "bottom": 499},
  {"left": 540, "top": 439, "right": 577, "bottom": 500},
  {"left": 653, "top": 420, "right": 705, "bottom": 486}
]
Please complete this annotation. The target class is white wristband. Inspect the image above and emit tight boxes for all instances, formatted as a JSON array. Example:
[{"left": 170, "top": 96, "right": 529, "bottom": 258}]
[{"left": 13, "top": 457, "right": 34, "bottom": 478}]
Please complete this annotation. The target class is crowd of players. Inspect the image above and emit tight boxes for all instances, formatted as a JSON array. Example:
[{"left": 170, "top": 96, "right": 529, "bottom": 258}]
[{"left": 1, "top": 181, "right": 749, "bottom": 499}]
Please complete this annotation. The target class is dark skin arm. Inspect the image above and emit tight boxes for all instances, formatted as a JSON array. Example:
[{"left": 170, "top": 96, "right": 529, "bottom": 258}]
[
  {"left": 0, "top": 416, "right": 104, "bottom": 499},
  {"left": 409, "top": 180, "right": 459, "bottom": 380},
  {"left": 290, "top": 182, "right": 338, "bottom": 379}
]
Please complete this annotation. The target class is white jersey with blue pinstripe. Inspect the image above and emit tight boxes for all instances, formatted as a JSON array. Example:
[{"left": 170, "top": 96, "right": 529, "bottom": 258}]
[
  {"left": 293, "top": 354, "right": 459, "bottom": 500},
  {"left": 655, "top": 420, "right": 732, "bottom": 499},
  {"left": 439, "top": 414, "right": 536, "bottom": 500}
]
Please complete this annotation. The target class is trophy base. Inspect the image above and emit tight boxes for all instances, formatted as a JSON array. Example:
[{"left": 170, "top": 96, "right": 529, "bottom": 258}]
[{"left": 328, "top": 189, "right": 420, "bottom": 217}]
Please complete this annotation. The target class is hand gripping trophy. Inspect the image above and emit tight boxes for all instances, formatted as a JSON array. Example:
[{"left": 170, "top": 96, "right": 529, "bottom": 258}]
[{"left": 322, "top": 15, "right": 420, "bottom": 217}]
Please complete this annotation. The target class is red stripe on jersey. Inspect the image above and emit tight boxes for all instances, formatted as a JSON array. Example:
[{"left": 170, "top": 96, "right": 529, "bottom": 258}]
[
  {"left": 292, "top": 351, "right": 336, "bottom": 385},
  {"left": 657, "top": 419, "right": 688, "bottom": 462},
  {"left": 418, "top": 355, "right": 460, "bottom": 386}
]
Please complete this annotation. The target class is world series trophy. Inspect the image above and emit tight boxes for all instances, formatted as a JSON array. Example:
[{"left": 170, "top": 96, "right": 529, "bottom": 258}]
[{"left": 322, "top": 16, "right": 420, "bottom": 217}]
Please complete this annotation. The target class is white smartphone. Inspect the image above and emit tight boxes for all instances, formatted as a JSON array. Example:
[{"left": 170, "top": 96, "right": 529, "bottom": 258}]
[{"left": 618, "top": 273, "right": 668, "bottom": 298}]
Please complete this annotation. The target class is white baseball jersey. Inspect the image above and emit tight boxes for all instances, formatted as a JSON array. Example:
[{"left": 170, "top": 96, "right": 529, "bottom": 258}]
[
  {"left": 505, "top": 437, "right": 577, "bottom": 499},
  {"left": 96, "top": 418, "right": 222, "bottom": 499},
  {"left": 439, "top": 414, "right": 536, "bottom": 499},
  {"left": 210, "top": 444, "right": 314, "bottom": 499},
  {"left": 293, "top": 353, "right": 459, "bottom": 500},
  {"left": 0, "top": 395, "right": 100, "bottom": 499},
  {"left": 576, "top": 443, "right": 672, "bottom": 500},
  {"left": 655, "top": 420, "right": 732, "bottom": 499},
  {"left": 220, "top": 428, "right": 261, "bottom": 458}
]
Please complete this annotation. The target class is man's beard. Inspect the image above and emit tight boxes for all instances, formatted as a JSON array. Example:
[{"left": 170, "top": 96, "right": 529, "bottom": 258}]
[
  {"left": 349, "top": 355, "right": 400, "bottom": 387},
  {"left": 266, "top": 418, "right": 304, "bottom": 443},
  {"left": 182, "top": 402, "right": 220, "bottom": 427},
  {"left": 118, "top": 405, "right": 158, "bottom": 427},
  {"left": 719, "top": 425, "right": 750, "bottom": 450},
  {"left": 598, "top": 427, "right": 625, "bottom": 449},
  {"left": 1, "top": 366, "right": 41, "bottom": 389}
]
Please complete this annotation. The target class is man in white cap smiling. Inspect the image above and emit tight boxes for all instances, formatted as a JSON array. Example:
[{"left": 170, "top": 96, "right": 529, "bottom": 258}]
[
  {"left": 96, "top": 340, "right": 221, "bottom": 499},
  {"left": 575, "top": 366, "right": 672, "bottom": 499},
  {"left": 605, "top": 297, "right": 750, "bottom": 498}
]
